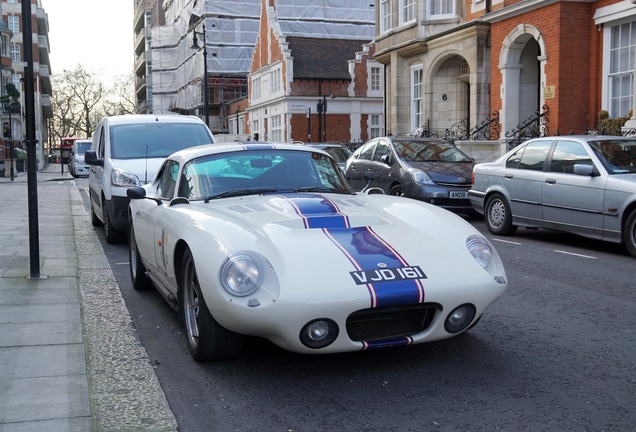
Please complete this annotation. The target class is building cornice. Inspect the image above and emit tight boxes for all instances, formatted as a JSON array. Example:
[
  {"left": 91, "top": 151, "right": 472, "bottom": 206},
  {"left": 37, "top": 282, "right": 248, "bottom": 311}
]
[{"left": 482, "top": 0, "right": 594, "bottom": 24}]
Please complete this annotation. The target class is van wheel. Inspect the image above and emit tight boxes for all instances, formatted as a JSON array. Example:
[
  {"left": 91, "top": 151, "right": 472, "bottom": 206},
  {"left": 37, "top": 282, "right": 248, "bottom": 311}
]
[
  {"left": 103, "top": 200, "right": 122, "bottom": 244},
  {"left": 90, "top": 200, "right": 103, "bottom": 227},
  {"left": 624, "top": 210, "right": 636, "bottom": 258}
]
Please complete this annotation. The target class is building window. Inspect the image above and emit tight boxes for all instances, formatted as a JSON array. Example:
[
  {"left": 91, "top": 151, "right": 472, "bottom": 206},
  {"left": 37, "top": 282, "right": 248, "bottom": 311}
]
[
  {"left": 371, "top": 67, "right": 381, "bottom": 92},
  {"left": 8, "top": 0, "right": 18, "bottom": 3},
  {"left": 428, "top": 0, "right": 455, "bottom": 20},
  {"left": 399, "top": 0, "right": 415, "bottom": 26},
  {"left": 252, "top": 76, "right": 261, "bottom": 100},
  {"left": 609, "top": 20, "right": 635, "bottom": 118},
  {"left": 270, "top": 68, "right": 281, "bottom": 94},
  {"left": 370, "top": 114, "right": 383, "bottom": 138},
  {"left": 411, "top": 64, "right": 424, "bottom": 130},
  {"left": 8, "top": 16, "right": 19, "bottom": 33},
  {"left": 270, "top": 115, "right": 282, "bottom": 142},
  {"left": 12, "top": 74, "right": 20, "bottom": 91},
  {"left": 380, "top": 0, "right": 391, "bottom": 34},
  {"left": 10, "top": 43, "right": 20, "bottom": 62},
  {"left": 1, "top": 36, "right": 7, "bottom": 56}
]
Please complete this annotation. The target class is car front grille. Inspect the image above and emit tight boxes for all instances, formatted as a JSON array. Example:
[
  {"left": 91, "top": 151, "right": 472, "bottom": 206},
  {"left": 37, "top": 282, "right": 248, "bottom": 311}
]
[{"left": 346, "top": 303, "right": 440, "bottom": 342}]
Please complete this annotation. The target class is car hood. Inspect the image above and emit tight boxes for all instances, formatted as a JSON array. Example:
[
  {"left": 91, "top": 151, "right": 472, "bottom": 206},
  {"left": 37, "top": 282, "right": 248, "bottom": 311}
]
[
  {"left": 114, "top": 158, "right": 163, "bottom": 184},
  {"left": 607, "top": 173, "right": 636, "bottom": 189},
  {"left": 178, "top": 192, "right": 496, "bottom": 307},
  {"left": 404, "top": 161, "right": 473, "bottom": 184}
]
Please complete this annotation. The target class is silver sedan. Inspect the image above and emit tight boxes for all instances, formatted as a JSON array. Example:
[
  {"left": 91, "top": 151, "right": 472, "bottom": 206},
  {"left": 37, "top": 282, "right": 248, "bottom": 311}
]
[{"left": 469, "top": 135, "right": 636, "bottom": 257}]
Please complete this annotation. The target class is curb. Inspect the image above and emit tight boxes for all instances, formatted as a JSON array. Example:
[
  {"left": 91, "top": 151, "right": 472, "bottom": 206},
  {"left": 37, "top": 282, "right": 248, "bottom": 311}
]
[{"left": 70, "top": 187, "right": 178, "bottom": 431}]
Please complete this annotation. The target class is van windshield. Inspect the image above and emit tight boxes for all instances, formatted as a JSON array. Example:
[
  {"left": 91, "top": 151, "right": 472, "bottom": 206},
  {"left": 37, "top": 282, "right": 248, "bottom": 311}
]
[
  {"left": 76, "top": 142, "right": 91, "bottom": 154},
  {"left": 109, "top": 123, "right": 213, "bottom": 159}
]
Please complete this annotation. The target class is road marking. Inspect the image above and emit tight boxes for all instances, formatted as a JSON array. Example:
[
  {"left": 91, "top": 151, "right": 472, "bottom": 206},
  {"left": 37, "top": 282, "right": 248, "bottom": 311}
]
[
  {"left": 490, "top": 238, "right": 523, "bottom": 245},
  {"left": 115, "top": 262, "right": 130, "bottom": 265},
  {"left": 554, "top": 250, "right": 598, "bottom": 259}
]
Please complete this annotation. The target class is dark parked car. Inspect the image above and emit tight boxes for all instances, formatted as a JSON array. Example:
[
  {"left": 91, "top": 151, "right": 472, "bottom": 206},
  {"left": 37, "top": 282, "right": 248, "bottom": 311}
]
[
  {"left": 305, "top": 143, "right": 352, "bottom": 172},
  {"left": 469, "top": 135, "right": 636, "bottom": 257},
  {"left": 344, "top": 136, "right": 475, "bottom": 213}
]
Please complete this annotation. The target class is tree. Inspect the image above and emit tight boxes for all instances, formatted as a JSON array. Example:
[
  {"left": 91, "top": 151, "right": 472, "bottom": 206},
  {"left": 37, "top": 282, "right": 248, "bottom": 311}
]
[
  {"left": 51, "top": 65, "right": 106, "bottom": 139},
  {"left": 101, "top": 73, "right": 136, "bottom": 117}
]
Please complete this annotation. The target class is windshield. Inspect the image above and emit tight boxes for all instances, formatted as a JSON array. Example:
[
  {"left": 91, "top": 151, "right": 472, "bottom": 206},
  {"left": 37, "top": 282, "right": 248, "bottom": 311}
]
[
  {"left": 178, "top": 149, "right": 353, "bottom": 200},
  {"left": 110, "top": 123, "right": 212, "bottom": 159},
  {"left": 393, "top": 140, "right": 472, "bottom": 163},
  {"left": 314, "top": 146, "right": 352, "bottom": 163},
  {"left": 589, "top": 139, "right": 636, "bottom": 174},
  {"left": 75, "top": 142, "right": 91, "bottom": 154}
]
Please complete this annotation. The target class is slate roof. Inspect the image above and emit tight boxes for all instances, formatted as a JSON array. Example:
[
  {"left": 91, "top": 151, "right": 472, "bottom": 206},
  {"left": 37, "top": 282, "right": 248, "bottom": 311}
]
[{"left": 286, "top": 37, "right": 371, "bottom": 80}]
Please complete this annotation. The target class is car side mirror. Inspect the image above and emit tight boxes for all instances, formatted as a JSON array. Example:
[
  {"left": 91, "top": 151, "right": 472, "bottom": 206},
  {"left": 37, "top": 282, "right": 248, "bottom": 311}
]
[
  {"left": 128, "top": 186, "right": 162, "bottom": 206},
  {"left": 380, "top": 154, "right": 391, "bottom": 165},
  {"left": 84, "top": 150, "right": 103, "bottom": 167},
  {"left": 573, "top": 163, "right": 597, "bottom": 177}
]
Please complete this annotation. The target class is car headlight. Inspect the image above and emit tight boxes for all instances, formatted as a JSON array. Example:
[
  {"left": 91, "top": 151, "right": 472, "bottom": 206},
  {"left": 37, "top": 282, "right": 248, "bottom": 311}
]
[
  {"left": 466, "top": 235, "right": 507, "bottom": 284},
  {"left": 221, "top": 254, "right": 262, "bottom": 297},
  {"left": 111, "top": 168, "right": 140, "bottom": 187},
  {"left": 408, "top": 167, "right": 434, "bottom": 185}
]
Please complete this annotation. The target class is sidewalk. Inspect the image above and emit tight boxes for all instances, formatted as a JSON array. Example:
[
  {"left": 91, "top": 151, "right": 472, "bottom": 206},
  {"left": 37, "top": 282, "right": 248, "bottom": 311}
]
[{"left": 0, "top": 164, "right": 177, "bottom": 432}]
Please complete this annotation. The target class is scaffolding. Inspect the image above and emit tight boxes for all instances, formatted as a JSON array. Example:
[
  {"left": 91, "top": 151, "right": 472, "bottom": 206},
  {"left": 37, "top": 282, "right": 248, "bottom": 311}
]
[{"left": 150, "top": 0, "right": 375, "bottom": 132}]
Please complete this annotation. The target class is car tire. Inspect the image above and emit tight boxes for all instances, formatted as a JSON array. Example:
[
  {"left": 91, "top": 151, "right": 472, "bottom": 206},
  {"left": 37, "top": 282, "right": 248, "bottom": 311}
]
[
  {"left": 485, "top": 193, "right": 517, "bottom": 236},
  {"left": 129, "top": 222, "right": 150, "bottom": 290},
  {"left": 389, "top": 184, "right": 404, "bottom": 197},
  {"left": 90, "top": 199, "right": 104, "bottom": 227},
  {"left": 180, "top": 248, "right": 244, "bottom": 361},
  {"left": 623, "top": 210, "right": 636, "bottom": 258},
  {"left": 103, "top": 199, "right": 122, "bottom": 244}
]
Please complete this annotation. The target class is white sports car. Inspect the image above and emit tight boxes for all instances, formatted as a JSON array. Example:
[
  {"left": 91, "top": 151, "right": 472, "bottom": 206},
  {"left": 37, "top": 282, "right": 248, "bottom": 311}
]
[{"left": 127, "top": 142, "right": 508, "bottom": 361}]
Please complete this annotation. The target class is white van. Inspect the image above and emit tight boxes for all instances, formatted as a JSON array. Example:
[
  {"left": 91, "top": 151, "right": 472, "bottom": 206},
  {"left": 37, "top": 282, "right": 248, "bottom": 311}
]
[
  {"left": 85, "top": 114, "right": 214, "bottom": 243},
  {"left": 69, "top": 139, "right": 92, "bottom": 177}
]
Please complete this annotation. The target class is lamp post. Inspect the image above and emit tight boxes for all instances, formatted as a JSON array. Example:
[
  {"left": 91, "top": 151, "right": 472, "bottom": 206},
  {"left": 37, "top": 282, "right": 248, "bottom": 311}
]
[{"left": 191, "top": 24, "right": 210, "bottom": 128}]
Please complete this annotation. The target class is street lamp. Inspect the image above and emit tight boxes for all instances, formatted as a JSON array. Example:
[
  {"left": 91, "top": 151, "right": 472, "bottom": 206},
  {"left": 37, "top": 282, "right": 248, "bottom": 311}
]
[{"left": 191, "top": 23, "right": 209, "bottom": 127}]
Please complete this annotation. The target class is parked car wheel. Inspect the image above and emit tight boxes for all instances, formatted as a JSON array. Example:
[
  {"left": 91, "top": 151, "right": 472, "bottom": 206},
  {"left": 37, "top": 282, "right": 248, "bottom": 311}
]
[
  {"left": 90, "top": 200, "right": 103, "bottom": 227},
  {"left": 180, "top": 248, "right": 244, "bottom": 361},
  {"left": 389, "top": 184, "right": 405, "bottom": 197},
  {"left": 129, "top": 223, "right": 150, "bottom": 290},
  {"left": 485, "top": 193, "right": 517, "bottom": 236},
  {"left": 624, "top": 210, "right": 636, "bottom": 258},
  {"left": 103, "top": 199, "right": 122, "bottom": 244}
]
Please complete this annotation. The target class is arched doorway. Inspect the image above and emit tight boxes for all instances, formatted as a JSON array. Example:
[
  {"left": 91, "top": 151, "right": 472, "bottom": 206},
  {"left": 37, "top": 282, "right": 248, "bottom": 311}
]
[
  {"left": 428, "top": 55, "right": 470, "bottom": 137},
  {"left": 499, "top": 24, "right": 547, "bottom": 138}
]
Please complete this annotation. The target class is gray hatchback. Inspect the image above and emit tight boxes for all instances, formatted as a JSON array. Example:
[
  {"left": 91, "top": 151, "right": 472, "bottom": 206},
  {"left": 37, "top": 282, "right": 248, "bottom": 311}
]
[
  {"left": 344, "top": 136, "right": 475, "bottom": 213},
  {"left": 469, "top": 135, "right": 636, "bottom": 257}
]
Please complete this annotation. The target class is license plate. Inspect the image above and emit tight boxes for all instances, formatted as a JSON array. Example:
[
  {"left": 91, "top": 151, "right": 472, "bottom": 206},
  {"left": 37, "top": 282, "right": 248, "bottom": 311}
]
[{"left": 449, "top": 191, "right": 468, "bottom": 199}]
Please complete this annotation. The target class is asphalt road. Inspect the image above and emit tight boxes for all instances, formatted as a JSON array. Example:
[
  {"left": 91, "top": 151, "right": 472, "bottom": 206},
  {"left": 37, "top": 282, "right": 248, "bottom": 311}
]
[{"left": 76, "top": 179, "right": 635, "bottom": 432}]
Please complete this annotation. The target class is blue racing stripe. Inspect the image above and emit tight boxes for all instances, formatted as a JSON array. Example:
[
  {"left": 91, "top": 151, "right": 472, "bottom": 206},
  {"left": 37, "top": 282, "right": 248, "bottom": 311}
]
[
  {"left": 281, "top": 194, "right": 350, "bottom": 229},
  {"left": 325, "top": 227, "right": 424, "bottom": 308},
  {"left": 283, "top": 194, "right": 425, "bottom": 308},
  {"left": 362, "top": 337, "right": 414, "bottom": 350}
]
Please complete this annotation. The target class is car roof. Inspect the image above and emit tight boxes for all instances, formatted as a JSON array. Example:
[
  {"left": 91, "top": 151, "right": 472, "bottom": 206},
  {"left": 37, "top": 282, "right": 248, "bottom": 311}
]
[
  {"left": 102, "top": 114, "right": 206, "bottom": 126},
  {"left": 168, "top": 141, "right": 325, "bottom": 164}
]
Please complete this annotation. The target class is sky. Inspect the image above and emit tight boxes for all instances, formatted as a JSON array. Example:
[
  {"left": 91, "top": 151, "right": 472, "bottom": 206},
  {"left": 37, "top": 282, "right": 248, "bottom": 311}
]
[{"left": 42, "top": 0, "right": 134, "bottom": 80}]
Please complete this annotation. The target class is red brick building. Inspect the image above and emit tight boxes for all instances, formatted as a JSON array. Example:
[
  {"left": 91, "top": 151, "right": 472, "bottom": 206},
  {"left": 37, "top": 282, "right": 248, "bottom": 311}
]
[
  {"left": 228, "top": 0, "right": 383, "bottom": 143},
  {"left": 375, "top": 0, "right": 634, "bottom": 147}
]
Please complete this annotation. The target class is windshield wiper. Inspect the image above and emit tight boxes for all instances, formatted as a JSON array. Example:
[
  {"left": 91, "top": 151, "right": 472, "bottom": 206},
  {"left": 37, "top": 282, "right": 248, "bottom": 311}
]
[
  {"left": 294, "top": 186, "right": 353, "bottom": 194},
  {"left": 204, "top": 188, "right": 279, "bottom": 202}
]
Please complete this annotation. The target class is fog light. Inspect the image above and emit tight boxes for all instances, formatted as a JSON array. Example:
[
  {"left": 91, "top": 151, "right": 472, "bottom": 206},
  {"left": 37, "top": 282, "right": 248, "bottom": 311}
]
[
  {"left": 444, "top": 304, "right": 476, "bottom": 334},
  {"left": 300, "top": 319, "right": 339, "bottom": 349}
]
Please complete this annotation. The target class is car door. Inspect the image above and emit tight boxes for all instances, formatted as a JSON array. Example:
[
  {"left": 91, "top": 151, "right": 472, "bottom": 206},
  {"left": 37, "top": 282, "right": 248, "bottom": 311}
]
[
  {"left": 151, "top": 161, "right": 180, "bottom": 278},
  {"left": 88, "top": 123, "right": 106, "bottom": 215},
  {"left": 542, "top": 139, "right": 606, "bottom": 230},
  {"left": 346, "top": 140, "right": 377, "bottom": 190},
  {"left": 502, "top": 140, "right": 552, "bottom": 222}
]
